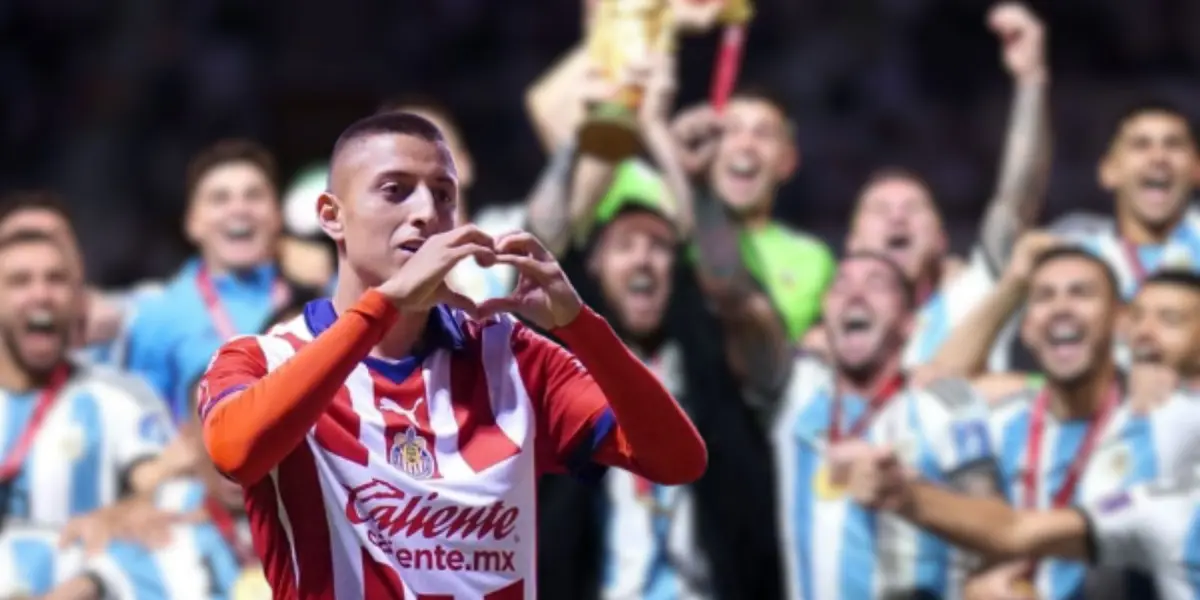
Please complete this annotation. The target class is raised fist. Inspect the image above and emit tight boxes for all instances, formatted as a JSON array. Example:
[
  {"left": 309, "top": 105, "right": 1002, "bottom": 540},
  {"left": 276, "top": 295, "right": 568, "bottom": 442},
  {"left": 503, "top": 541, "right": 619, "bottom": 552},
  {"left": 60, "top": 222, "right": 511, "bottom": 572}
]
[{"left": 987, "top": 2, "right": 1046, "bottom": 84}]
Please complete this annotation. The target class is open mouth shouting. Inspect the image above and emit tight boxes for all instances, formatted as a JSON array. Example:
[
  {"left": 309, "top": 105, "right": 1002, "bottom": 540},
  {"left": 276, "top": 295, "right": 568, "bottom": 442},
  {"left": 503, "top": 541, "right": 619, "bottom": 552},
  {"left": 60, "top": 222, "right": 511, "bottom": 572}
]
[{"left": 1043, "top": 314, "right": 1088, "bottom": 364}]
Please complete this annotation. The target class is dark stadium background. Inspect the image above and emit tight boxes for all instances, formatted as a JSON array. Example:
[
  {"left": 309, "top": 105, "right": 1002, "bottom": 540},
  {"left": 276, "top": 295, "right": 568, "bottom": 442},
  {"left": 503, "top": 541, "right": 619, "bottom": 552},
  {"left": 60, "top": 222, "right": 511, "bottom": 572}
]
[{"left": 0, "top": 0, "right": 1196, "bottom": 285}]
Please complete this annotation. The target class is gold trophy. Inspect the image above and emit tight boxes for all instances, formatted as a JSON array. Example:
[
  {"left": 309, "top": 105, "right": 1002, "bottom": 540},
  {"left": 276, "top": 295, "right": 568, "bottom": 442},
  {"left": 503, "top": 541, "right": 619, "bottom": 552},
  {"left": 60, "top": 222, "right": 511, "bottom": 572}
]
[{"left": 578, "top": 0, "right": 673, "bottom": 162}]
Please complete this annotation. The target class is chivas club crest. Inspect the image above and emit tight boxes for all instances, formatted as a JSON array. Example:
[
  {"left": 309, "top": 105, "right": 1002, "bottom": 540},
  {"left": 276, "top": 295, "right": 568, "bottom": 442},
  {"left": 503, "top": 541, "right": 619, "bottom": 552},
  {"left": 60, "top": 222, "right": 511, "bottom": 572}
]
[{"left": 390, "top": 427, "right": 434, "bottom": 480}]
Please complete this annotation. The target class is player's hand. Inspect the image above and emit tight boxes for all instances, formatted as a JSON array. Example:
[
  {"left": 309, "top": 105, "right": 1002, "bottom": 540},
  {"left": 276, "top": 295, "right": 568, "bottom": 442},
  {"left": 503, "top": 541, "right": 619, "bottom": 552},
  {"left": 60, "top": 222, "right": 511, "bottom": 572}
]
[
  {"left": 374, "top": 225, "right": 497, "bottom": 314},
  {"left": 836, "top": 443, "right": 914, "bottom": 512},
  {"left": 988, "top": 2, "right": 1046, "bottom": 85},
  {"left": 477, "top": 232, "right": 583, "bottom": 329},
  {"left": 670, "top": 104, "right": 722, "bottom": 176},
  {"left": 964, "top": 562, "right": 1039, "bottom": 600},
  {"left": 1002, "top": 230, "right": 1060, "bottom": 286},
  {"left": 671, "top": 0, "right": 725, "bottom": 33},
  {"left": 1128, "top": 362, "right": 1179, "bottom": 415},
  {"left": 59, "top": 497, "right": 177, "bottom": 555}
]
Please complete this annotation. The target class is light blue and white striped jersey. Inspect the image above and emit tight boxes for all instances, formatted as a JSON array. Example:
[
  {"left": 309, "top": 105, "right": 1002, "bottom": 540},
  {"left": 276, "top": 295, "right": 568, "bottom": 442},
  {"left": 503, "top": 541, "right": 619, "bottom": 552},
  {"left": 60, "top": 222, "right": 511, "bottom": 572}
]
[
  {"left": 988, "top": 390, "right": 1200, "bottom": 599},
  {"left": 0, "top": 520, "right": 230, "bottom": 600},
  {"left": 1082, "top": 470, "right": 1200, "bottom": 600},
  {"left": 0, "top": 363, "right": 173, "bottom": 526},
  {"left": 601, "top": 341, "right": 709, "bottom": 600},
  {"left": 773, "top": 356, "right": 995, "bottom": 600},
  {"left": 1053, "top": 209, "right": 1200, "bottom": 300},
  {"left": 0, "top": 526, "right": 82, "bottom": 597},
  {"left": 901, "top": 248, "right": 1018, "bottom": 372}
]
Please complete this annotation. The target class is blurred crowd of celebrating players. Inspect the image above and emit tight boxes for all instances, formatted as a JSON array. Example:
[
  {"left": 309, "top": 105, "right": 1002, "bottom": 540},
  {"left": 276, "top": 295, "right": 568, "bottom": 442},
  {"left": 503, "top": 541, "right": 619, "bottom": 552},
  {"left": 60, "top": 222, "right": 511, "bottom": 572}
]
[{"left": 5, "top": 1, "right": 1200, "bottom": 599}]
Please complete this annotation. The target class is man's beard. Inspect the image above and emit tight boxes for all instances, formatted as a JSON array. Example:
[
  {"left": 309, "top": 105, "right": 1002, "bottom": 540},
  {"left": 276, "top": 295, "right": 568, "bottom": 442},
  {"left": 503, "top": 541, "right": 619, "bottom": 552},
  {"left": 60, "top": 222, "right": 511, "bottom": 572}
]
[{"left": 0, "top": 326, "right": 66, "bottom": 384}]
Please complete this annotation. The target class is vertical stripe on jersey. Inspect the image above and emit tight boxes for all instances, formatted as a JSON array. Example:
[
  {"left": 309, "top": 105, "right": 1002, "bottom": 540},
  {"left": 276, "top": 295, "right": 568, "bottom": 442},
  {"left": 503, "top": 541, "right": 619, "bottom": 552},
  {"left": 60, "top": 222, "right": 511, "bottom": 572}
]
[
  {"left": 104, "top": 541, "right": 168, "bottom": 600},
  {"left": 273, "top": 441, "right": 336, "bottom": 598},
  {"left": 906, "top": 400, "right": 949, "bottom": 597},
  {"left": 451, "top": 323, "right": 520, "bottom": 473},
  {"left": 788, "top": 396, "right": 825, "bottom": 600},
  {"left": 12, "top": 536, "right": 54, "bottom": 593},
  {"left": 68, "top": 392, "right": 103, "bottom": 515},
  {"left": 278, "top": 332, "right": 369, "bottom": 467},
  {"left": 1, "top": 392, "right": 34, "bottom": 518},
  {"left": 362, "top": 546, "right": 406, "bottom": 598}
]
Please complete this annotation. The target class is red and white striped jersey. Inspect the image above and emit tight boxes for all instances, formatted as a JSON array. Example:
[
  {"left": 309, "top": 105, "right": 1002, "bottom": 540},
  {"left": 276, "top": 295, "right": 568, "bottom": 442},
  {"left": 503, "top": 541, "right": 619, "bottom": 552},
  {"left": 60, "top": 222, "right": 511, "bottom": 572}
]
[{"left": 200, "top": 300, "right": 617, "bottom": 599}]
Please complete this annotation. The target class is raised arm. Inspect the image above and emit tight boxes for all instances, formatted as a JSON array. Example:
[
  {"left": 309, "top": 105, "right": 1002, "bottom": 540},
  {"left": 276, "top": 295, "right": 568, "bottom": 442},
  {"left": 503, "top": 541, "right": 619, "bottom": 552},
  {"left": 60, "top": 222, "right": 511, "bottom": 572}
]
[
  {"left": 524, "top": 45, "right": 591, "bottom": 153},
  {"left": 927, "top": 231, "right": 1059, "bottom": 377},
  {"left": 978, "top": 3, "right": 1052, "bottom": 272},
  {"left": 668, "top": 104, "right": 792, "bottom": 404}
]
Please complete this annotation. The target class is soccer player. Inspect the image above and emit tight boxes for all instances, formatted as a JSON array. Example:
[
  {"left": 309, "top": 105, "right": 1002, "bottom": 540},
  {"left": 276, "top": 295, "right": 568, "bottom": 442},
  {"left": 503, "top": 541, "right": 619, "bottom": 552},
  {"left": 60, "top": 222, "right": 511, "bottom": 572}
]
[
  {"left": 527, "top": 54, "right": 784, "bottom": 600},
  {"left": 199, "top": 112, "right": 706, "bottom": 599},
  {"left": 773, "top": 252, "right": 997, "bottom": 599},
  {"left": 962, "top": 247, "right": 1200, "bottom": 598},
  {"left": 122, "top": 139, "right": 310, "bottom": 422},
  {"left": 0, "top": 229, "right": 183, "bottom": 591},
  {"left": 1126, "top": 270, "right": 1200, "bottom": 392},
  {"left": 0, "top": 191, "right": 154, "bottom": 362},
  {"left": 1053, "top": 101, "right": 1200, "bottom": 298},
  {"left": 831, "top": 2, "right": 1051, "bottom": 371},
  {"left": 841, "top": 444, "right": 1200, "bottom": 600}
]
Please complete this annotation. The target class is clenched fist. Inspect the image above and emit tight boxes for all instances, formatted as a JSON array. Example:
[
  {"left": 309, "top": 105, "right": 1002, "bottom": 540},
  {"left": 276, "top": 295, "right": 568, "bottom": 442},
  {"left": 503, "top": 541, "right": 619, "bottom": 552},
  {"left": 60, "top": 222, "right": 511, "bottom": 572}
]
[{"left": 988, "top": 2, "right": 1047, "bottom": 84}]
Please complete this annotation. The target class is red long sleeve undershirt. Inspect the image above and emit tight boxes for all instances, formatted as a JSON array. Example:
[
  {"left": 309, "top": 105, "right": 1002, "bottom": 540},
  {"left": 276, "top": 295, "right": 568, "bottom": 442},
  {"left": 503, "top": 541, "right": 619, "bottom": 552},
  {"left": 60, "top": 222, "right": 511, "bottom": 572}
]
[{"left": 202, "top": 290, "right": 707, "bottom": 486}]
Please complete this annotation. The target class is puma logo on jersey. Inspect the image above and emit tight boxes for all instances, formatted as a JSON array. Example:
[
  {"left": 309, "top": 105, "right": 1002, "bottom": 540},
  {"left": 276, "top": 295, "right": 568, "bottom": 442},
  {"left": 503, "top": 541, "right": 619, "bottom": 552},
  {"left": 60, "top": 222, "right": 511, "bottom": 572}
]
[{"left": 379, "top": 396, "right": 424, "bottom": 425}]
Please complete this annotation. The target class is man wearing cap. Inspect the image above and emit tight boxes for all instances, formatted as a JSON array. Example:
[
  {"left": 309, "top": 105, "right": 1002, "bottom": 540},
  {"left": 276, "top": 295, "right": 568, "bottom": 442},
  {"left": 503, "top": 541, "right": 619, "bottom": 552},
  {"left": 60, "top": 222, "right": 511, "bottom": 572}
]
[{"left": 527, "top": 52, "right": 782, "bottom": 600}]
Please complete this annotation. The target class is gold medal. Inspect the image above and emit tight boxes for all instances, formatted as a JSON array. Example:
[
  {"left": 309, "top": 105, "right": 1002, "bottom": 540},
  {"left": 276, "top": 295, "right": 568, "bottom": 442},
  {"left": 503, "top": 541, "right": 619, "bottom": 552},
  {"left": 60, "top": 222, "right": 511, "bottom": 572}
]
[
  {"left": 232, "top": 566, "right": 272, "bottom": 600},
  {"left": 1010, "top": 579, "right": 1040, "bottom": 599},
  {"left": 814, "top": 464, "right": 845, "bottom": 501}
]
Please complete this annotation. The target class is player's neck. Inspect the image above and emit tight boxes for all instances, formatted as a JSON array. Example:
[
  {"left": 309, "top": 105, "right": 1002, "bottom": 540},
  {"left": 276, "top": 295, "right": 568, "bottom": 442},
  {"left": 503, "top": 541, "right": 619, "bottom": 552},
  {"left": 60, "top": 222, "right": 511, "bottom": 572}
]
[
  {"left": 913, "top": 260, "right": 943, "bottom": 305},
  {"left": 331, "top": 270, "right": 427, "bottom": 360},
  {"left": 1046, "top": 361, "right": 1118, "bottom": 420},
  {"left": 836, "top": 352, "right": 904, "bottom": 398},
  {"left": 1117, "top": 206, "right": 1182, "bottom": 245}
]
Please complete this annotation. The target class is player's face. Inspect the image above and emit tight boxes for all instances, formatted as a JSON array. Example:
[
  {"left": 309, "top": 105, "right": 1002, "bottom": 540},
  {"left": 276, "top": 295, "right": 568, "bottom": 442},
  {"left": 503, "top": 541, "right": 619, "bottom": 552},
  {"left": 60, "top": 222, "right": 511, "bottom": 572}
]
[
  {"left": 327, "top": 133, "right": 458, "bottom": 288},
  {"left": 0, "top": 241, "right": 76, "bottom": 375},
  {"left": 590, "top": 212, "right": 677, "bottom": 337},
  {"left": 1126, "top": 284, "right": 1200, "bottom": 376},
  {"left": 823, "top": 257, "right": 912, "bottom": 373},
  {"left": 0, "top": 208, "right": 83, "bottom": 279},
  {"left": 846, "top": 177, "right": 945, "bottom": 280},
  {"left": 186, "top": 161, "right": 282, "bottom": 272},
  {"left": 710, "top": 98, "right": 795, "bottom": 217},
  {"left": 1101, "top": 112, "right": 1198, "bottom": 231},
  {"left": 1022, "top": 258, "right": 1117, "bottom": 386}
]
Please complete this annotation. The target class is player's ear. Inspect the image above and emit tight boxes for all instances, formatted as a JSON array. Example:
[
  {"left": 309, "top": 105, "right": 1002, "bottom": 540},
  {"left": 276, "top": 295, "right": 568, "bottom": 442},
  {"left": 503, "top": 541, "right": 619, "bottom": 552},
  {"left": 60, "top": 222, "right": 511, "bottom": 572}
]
[
  {"left": 317, "top": 192, "right": 344, "bottom": 241},
  {"left": 183, "top": 199, "right": 203, "bottom": 245}
]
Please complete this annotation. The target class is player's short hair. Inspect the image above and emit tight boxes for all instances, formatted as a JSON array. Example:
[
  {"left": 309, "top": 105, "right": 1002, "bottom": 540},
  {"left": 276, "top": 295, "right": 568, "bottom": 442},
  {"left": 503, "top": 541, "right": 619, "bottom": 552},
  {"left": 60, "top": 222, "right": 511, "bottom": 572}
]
[
  {"left": 185, "top": 139, "right": 279, "bottom": 201},
  {"left": 1109, "top": 99, "right": 1198, "bottom": 150},
  {"left": 330, "top": 112, "right": 447, "bottom": 165},
  {"left": 1143, "top": 269, "right": 1200, "bottom": 293},
  {"left": 838, "top": 250, "right": 917, "bottom": 309},
  {"left": 729, "top": 85, "right": 796, "bottom": 137},
  {"left": 1029, "top": 246, "right": 1121, "bottom": 299},
  {"left": 0, "top": 190, "right": 74, "bottom": 230}
]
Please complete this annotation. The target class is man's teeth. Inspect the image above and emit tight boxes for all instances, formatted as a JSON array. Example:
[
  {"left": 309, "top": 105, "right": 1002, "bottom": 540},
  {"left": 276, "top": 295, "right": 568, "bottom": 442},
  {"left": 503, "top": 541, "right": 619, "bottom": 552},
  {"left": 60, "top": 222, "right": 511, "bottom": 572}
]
[
  {"left": 628, "top": 274, "right": 654, "bottom": 294},
  {"left": 224, "top": 223, "right": 254, "bottom": 238},
  {"left": 729, "top": 156, "right": 759, "bottom": 176},
  {"left": 886, "top": 236, "right": 911, "bottom": 249},
  {"left": 842, "top": 307, "right": 872, "bottom": 331},
  {"left": 1048, "top": 322, "right": 1084, "bottom": 344},
  {"left": 1132, "top": 346, "right": 1162, "bottom": 362},
  {"left": 26, "top": 311, "right": 55, "bottom": 332},
  {"left": 1141, "top": 176, "right": 1172, "bottom": 190}
]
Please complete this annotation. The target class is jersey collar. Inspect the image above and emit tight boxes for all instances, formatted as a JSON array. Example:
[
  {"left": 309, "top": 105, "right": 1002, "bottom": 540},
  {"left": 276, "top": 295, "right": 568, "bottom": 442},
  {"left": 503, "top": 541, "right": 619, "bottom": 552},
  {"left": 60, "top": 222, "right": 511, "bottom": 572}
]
[{"left": 302, "top": 298, "right": 465, "bottom": 382}]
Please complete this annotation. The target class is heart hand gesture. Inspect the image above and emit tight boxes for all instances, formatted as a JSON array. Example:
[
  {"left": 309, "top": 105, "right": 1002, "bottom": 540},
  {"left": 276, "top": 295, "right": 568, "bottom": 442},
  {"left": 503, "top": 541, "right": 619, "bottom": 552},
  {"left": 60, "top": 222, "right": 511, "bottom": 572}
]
[
  {"left": 374, "top": 225, "right": 497, "bottom": 314},
  {"left": 478, "top": 232, "right": 583, "bottom": 330}
]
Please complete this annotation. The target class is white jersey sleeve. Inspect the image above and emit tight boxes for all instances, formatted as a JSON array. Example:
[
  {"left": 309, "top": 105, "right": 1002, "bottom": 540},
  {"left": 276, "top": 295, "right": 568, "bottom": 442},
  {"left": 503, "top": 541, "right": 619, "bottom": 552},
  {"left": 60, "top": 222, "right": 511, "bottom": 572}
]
[
  {"left": 1081, "top": 473, "right": 1199, "bottom": 574},
  {"left": 917, "top": 378, "right": 996, "bottom": 475},
  {"left": 86, "top": 367, "right": 176, "bottom": 473}
]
